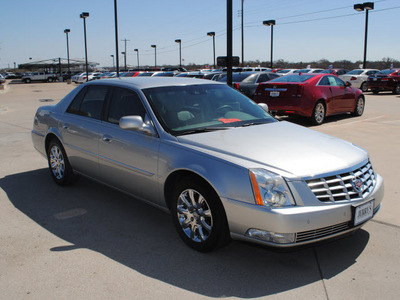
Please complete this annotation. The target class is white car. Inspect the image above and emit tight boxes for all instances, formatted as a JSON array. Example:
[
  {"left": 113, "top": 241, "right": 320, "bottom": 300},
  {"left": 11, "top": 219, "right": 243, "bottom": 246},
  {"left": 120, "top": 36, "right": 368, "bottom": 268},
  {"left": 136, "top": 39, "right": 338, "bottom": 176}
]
[
  {"left": 76, "top": 72, "right": 101, "bottom": 83},
  {"left": 294, "top": 68, "right": 324, "bottom": 74},
  {"left": 0, "top": 74, "right": 5, "bottom": 84},
  {"left": 275, "top": 69, "right": 299, "bottom": 76},
  {"left": 339, "top": 69, "right": 380, "bottom": 92}
]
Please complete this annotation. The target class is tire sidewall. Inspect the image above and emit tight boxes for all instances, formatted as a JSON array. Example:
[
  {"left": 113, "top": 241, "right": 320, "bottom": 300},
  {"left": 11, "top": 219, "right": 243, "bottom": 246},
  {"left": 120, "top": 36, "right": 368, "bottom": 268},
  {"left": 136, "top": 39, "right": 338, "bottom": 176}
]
[{"left": 353, "top": 96, "right": 365, "bottom": 116}]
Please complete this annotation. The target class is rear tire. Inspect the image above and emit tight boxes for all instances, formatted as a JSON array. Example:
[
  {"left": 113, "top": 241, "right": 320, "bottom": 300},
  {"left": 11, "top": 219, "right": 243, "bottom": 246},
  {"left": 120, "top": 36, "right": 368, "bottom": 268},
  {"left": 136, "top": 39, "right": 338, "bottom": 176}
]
[
  {"left": 48, "top": 77, "right": 54, "bottom": 83},
  {"left": 25, "top": 78, "right": 31, "bottom": 83},
  {"left": 360, "top": 82, "right": 368, "bottom": 92},
  {"left": 171, "top": 176, "right": 230, "bottom": 252},
  {"left": 393, "top": 84, "right": 400, "bottom": 95},
  {"left": 351, "top": 96, "right": 365, "bottom": 117},
  {"left": 310, "top": 101, "right": 326, "bottom": 125},
  {"left": 47, "top": 139, "right": 75, "bottom": 185}
]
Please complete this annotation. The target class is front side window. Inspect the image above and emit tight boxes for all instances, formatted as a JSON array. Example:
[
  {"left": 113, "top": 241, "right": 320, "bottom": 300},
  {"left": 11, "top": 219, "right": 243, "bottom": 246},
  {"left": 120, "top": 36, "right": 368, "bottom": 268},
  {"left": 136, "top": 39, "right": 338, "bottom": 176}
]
[
  {"left": 67, "top": 86, "right": 109, "bottom": 120},
  {"left": 107, "top": 88, "right": 146, "bottom": 124}
]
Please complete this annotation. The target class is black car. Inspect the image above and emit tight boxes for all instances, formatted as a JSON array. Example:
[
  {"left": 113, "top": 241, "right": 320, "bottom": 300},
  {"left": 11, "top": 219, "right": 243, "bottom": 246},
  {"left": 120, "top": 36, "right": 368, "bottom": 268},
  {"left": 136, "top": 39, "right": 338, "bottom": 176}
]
[{"left": 236, "top": 72, "right": 280, "bottom": 98}]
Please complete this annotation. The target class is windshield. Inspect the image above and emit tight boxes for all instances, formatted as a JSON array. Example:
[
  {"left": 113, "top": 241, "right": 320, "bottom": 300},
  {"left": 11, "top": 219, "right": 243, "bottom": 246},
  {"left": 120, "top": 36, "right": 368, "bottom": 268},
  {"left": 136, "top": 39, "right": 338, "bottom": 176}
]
[
  {"left": 347, "top": 70, "right": 364, "bottom": 75},
  {"left": 268, "top": 74, "right": 314, "bottom": 83},
  {"left": 142, "top": 84, "right": 276, "bottom": 135}
]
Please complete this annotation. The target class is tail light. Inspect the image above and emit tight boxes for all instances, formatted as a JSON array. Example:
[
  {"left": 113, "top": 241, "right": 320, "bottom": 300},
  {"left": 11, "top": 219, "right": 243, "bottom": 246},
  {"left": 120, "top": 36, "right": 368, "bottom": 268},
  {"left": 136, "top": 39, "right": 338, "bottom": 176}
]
[
  {"left": 234, "top": 83, "right": 240, "bottom": 89},
  {"left": 382, "top": 78, "right": 389, "bottom": 81},
  {"left": 350, "top": 76, "right": 357, "bottom": 81},
  {"left": 297, "top": 84, "right": 305, "bottom": 97}
]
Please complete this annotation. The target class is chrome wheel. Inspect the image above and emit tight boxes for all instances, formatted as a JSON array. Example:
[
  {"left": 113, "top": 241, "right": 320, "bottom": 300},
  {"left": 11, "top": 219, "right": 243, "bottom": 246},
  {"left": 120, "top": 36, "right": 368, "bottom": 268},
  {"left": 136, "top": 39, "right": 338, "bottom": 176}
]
[
  {"left": 312, "top": 102, "right": 325, "bottom": 125},
  {"left": 49, "top": 145, "right": 65, "bottom": 180},
  {"left": 356, "top": 98, "right": 364, "bottom": 115},
  {"left": 176, "top": 189, "right": 213, "bottom": 243}
]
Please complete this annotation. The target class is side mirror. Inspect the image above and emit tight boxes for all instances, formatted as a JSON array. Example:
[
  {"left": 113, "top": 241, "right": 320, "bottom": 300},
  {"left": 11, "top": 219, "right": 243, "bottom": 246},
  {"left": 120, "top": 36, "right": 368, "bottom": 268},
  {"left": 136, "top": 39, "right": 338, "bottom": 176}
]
[
  {"left": 119, "top": 115, "right": 156, "bottom": 136},
  {"left": 345, "top": 81, "right": 352, "bottom": 87},
  {"left": 258, "top": 103, "right": 269, "bottom": 112}
]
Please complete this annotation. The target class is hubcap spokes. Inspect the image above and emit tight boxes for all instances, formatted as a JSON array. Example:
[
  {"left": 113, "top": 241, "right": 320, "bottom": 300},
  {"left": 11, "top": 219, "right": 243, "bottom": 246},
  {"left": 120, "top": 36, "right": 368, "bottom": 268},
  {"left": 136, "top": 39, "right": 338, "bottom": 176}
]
[
  {"left": 357, "top": 99, "right": 364, "bottom": 114},
  {"left": 315, "top": 104, "right": 325, "bottom": 123},
  {"left": 177, "top": 189, "right": 213, "bottom": 243},
  {"left": 50, "top": 146, "right": 65, "bottom": 180}
]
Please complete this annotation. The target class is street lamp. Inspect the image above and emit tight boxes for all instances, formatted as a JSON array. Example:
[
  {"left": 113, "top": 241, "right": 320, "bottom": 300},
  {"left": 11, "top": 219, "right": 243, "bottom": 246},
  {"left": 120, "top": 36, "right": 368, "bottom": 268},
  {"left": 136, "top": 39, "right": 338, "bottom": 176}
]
[
  {"left": 110, "top": 54, "right": 115, "bottom": 70},
  {"left": 207, "top": 32, "right": 216, "bottom": 69},
  {"left": 151, "top": 45, "right": 157, "bottom": 68},
  {"left": 80, "top": 12, "right": 89, "bottom": 82},
  {"left": 64, "top": 29, "right": 71, "bottom": 79},
  {"left": 263, "top": 20, "right": 276, "bottom": 69},
  {"left": 175, "top": 39, "right": 182, "bottom": 67},
  {"left": 134, "top": 49, "right": 139, "bottom": 68},
  {"left": 354, "top": 2, "right": 374, "bottom": 68}
]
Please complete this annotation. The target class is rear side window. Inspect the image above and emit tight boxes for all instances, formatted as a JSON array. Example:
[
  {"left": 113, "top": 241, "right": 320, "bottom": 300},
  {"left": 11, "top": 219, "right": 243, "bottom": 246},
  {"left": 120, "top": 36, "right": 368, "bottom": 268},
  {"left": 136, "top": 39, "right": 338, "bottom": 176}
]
[{"left": 67, "top": 86, "right": 109, "bottom": 120}]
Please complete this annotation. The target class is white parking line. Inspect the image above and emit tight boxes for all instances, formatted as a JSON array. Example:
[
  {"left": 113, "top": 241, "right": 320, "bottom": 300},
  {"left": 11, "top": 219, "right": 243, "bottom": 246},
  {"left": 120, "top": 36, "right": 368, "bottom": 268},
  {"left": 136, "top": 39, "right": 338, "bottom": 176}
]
[{"left": 325, "top": 115, "right": 387, "bottom": 127}]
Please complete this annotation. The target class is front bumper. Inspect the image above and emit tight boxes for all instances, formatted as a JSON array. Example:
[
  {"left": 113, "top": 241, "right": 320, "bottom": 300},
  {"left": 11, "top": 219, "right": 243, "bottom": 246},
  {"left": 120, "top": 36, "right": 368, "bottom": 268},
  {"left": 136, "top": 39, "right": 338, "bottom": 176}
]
[{"left": 224, "top": 173, "right": 383, "bottom": 247}]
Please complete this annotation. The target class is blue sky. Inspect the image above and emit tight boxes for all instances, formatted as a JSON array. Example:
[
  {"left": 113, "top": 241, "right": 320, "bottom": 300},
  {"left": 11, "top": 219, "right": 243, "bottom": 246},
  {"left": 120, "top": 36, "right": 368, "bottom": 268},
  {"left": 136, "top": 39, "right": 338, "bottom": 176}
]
[{"left": 0, "top": 0, "right": 399, "bottom": 69}]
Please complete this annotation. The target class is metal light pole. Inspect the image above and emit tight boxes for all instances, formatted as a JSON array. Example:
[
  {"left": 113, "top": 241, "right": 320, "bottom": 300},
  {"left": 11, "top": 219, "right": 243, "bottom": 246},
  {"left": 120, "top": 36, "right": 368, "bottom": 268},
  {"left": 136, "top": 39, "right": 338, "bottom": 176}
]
[
  {"left": 354, "top": 2, "right": 374, "bottom": 68},
  {"left": 227, "top": 0, "right": 233, "bottom": 86},
  {"left": 121, "top": 38, "right": 130, "bottom": 70},
  {"left": 121, "top": 51, "right": 126, "bottom": 70},
  {"left": 134, "top": 49, "right": 139, "bottom": 68},
  {"left": 151, "top": 45, "right": 157, "bottom": 68},
  {"left": 241, "top": 0, "right": 244, "bottom": 66},
  {"left": 207, "top": 32, "right": 216, "bottom": 69},
  {"left": 111, "top": 54, "right": 115, "bottom": 70},
  {"left": 114, "top": 0, "right": 120, "bottom": 77},
  {"left": 175, "top": 39, "right": 182, "bottom": 67},
  {"left": 64, "top": 29, "right": 71, "bottom": 79},
  {"left": 263, "top": 20, "right": 276, "bottom": 69},
  {"left": 80, "top": 12, "right": 89, "bottom": 82}
]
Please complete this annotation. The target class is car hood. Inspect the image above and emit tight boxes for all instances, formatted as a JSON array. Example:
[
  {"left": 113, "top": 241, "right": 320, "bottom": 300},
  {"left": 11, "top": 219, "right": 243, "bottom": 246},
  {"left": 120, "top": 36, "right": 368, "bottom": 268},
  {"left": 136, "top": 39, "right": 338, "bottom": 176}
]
[{"left": 176, "top": 121, "right": 367, "bottom": 178}]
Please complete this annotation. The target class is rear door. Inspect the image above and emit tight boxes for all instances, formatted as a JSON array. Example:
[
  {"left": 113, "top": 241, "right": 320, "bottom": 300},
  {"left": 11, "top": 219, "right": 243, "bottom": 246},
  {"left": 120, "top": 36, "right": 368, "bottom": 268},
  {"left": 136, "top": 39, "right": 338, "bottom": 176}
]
[{"left": 61, "top": 85, "right": 110, "bottom": 179}]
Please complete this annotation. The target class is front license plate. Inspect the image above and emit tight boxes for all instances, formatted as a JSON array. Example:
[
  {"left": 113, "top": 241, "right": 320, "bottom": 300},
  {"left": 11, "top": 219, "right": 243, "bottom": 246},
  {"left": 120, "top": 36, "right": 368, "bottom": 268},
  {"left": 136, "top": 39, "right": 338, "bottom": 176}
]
[
  {"left": 373, "top": 78, "right": 377, "bottom": 81},
  {"left": 270, "top": 91, "right": 280, "bottom": 97},
  {"left": 353, "top": 200, "right": 374, "bottom": 226}
]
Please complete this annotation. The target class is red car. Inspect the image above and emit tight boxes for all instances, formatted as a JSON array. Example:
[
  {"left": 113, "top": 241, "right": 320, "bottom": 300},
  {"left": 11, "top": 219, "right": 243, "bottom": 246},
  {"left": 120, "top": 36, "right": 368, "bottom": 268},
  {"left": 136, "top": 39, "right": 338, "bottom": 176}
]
[
  {"left": 253, "top": 74, "right": 365, "bottom": 125},
  {"left": 367, "top": 69, "right": 400, "bottom": 94}
]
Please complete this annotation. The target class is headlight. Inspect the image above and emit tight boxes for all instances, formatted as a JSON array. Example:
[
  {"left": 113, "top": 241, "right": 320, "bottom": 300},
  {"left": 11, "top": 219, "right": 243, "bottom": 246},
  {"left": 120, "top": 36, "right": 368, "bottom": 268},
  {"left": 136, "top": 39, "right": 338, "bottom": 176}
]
[{"left": 249, "top": 169, "right": 294, "bottom": 207}]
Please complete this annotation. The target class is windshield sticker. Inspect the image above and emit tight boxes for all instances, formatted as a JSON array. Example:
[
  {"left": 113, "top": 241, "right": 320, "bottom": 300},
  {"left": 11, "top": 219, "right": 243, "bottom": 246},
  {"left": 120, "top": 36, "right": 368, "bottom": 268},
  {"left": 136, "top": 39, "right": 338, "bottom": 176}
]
[{"left": 218, "top": 118, "right": 241, "bottom": 123}]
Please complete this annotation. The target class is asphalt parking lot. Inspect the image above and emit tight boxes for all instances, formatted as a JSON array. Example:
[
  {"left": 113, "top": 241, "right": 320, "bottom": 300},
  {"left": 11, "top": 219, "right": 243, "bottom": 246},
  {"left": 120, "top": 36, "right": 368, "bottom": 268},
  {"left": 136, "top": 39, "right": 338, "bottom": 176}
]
[{"left": 0, "top": 81, "right": 399, "bottom": 299}]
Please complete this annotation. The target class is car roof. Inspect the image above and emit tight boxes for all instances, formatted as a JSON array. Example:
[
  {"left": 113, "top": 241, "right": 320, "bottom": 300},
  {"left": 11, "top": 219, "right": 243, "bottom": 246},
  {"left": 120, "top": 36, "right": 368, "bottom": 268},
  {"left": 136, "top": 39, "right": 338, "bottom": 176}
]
[{"left": 87, "top": 77, "right": 221, "bottom": 89}]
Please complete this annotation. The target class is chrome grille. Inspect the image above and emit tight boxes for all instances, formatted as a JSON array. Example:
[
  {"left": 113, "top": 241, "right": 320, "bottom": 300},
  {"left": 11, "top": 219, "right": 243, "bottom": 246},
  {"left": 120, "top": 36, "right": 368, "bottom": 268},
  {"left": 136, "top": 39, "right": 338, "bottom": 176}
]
[
  {"left": 295, "top": 222, "right": 350, "bottom": 243},
  {"left": 306, "top": 161, "right": 376, "bottom": 202}
]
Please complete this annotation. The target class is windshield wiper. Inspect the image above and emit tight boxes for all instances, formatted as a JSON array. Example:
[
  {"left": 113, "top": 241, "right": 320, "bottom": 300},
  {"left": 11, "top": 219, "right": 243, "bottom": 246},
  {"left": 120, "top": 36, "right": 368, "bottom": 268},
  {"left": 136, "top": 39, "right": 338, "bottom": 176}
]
[{"left": 178, "top": 126, "right": 231, "bottom": 135}]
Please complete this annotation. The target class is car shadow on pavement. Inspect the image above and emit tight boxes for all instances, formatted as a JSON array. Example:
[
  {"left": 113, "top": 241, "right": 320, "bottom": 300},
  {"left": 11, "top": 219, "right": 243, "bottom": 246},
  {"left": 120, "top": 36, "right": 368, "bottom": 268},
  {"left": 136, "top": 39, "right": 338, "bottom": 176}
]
[{"left": 0, "top": 169, "right": 370, "bottom": 298}]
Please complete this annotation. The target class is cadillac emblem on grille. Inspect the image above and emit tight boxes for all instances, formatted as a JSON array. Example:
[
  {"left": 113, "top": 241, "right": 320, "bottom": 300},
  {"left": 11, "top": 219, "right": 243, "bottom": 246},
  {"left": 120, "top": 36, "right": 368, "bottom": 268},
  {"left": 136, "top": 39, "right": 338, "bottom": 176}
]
[{"left": 351, "top": 177, "right": 364, "bottom": 193}]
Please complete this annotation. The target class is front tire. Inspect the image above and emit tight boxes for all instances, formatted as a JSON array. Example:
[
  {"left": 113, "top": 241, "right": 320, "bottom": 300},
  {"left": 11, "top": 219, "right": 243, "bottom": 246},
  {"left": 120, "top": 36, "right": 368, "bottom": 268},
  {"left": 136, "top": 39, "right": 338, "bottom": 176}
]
[
  {"left": 47, "top": 139, "right": 75, "bottom": 185},
  {"left": 47, "top": 77, "right": 54, "bottom": 83},
  {"left": 352, "top": 96, "right": 365, "bottom": 117},
  {"left": 171, "top": 177, "right": 230, "bottom": 252},
  {"left": 311, "top": 101, "right": 326, "bottom": 125},
  {"left": 372, "top": 89, "right": 379, "bottom": 94}
]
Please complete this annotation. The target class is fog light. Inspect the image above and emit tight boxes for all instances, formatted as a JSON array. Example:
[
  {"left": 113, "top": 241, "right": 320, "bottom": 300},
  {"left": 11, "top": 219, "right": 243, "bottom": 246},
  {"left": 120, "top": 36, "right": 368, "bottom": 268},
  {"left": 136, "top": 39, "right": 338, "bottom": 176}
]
[{"left": 246, "top": 229, "right": 295, "bottom": 244}]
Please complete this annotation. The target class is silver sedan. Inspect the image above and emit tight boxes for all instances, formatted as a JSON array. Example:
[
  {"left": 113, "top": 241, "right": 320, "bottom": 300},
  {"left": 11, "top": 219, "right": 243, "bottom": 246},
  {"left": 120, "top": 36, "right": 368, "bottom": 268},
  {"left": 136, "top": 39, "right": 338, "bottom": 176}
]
[{"left": 32, "top": 77, "right": 384, "bottom": 252}]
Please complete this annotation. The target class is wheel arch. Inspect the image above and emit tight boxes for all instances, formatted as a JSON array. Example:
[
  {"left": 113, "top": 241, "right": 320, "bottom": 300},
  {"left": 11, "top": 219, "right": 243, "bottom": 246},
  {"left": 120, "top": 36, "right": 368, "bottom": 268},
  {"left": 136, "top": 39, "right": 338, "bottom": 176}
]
[{"left": 164, "top": 169, "right": 220, "bottom": 211}]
